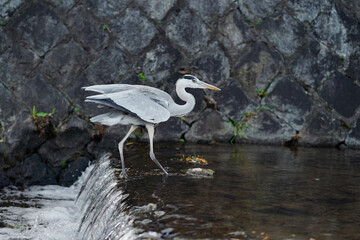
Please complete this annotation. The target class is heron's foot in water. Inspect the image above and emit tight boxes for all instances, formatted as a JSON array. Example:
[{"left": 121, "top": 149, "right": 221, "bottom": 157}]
[
  {"left": 162, "top": 169, "right": 169, "bottom": 176},
  {"left": 119, "top": 169, "right": 128, "bottom": 179}
]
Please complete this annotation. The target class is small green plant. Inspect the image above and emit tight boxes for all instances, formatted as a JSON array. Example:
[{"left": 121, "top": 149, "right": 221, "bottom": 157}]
[
  {"left": 227, "top": 105, "right": 272, "bottom": 143},
  {"left": 340, "top": 120, "right": 352, "bottom": 130},
  {"left": 60, "top": 161, "right": 67, "bottom": 168},
  {"left": 257, "top": 89, "right": 266, "bottom": 97},
  {"left": 74, "top": 107, "right": 80, "bottom": 112},
  {"left": 157, "top": 20, "right": 162, "bottom": 24},
  {"left": 102, "top": 24, "right": 110, "bottom": 31},
  {"left": 254, "top": 19, "right": 263, "bottom": 27},
  {"left": 0, "top": 21, "right": 5, "bottom": 26},
  {"left": 137, "top": 73, "right": 147, "bottom": 81},
  {"left": 31, "top": 106, "right": 56, "bottom": 136},
  {"left": 227, "top": 118, "right": 253, "bottom": 143},
  {"left": 257, "top": 82, "right": 272, "bottom": 98},
  {"left": 178, "top": 138, "right": 185, "bottom": 143},
  {"left": 32, "top": 106, "right": 55, "bottom": 118},
  {"left": 339, "top": 55, "right": 345, "bottom": 61}
]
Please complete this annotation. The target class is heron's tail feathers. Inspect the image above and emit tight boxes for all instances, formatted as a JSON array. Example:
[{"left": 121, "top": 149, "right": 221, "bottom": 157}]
[{"left": 90, "top": 112, "right": 144, "bottom": 126}]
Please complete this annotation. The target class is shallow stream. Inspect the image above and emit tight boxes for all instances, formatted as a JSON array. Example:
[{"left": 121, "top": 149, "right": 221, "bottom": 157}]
[{"left": 1, "top": 143, "right": 360, "bottom": 239}]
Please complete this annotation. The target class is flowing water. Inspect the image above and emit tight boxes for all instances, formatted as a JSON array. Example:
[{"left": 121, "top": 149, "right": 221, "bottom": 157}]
[{"left": 0, "top": 143, "right": 360, "bottom": 239}]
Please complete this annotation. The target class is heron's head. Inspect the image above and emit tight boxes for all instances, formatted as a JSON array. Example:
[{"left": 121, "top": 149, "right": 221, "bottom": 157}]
[{"left": 177, "top": 75, "right": 221, "bottom": 91}]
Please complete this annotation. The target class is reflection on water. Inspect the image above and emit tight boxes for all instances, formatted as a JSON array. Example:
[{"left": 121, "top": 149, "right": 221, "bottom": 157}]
[{"left": 121, "top": 143, "right": 360, "bottom": 240}]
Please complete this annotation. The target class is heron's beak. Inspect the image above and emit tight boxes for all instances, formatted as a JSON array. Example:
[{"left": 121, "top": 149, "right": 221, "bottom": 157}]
[{"left": 202, "top": 82, "right": 221, "bottom": 91}]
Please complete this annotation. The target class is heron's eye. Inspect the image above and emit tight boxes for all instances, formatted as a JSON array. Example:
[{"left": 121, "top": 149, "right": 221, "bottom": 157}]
[
  {"left": 183, "top": 75, "right": 194, "bottom": 80},
  {"left": 192, "top": 79, "right": 196, "bottom": 83}
]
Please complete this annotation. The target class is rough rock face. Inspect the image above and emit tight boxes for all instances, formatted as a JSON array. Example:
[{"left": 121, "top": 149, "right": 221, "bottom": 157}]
[{"left": 0, "top": 0, "right": 360, "bottom": 187}]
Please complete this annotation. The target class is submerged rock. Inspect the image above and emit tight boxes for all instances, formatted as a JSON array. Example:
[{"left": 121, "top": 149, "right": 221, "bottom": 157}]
[{"left": 186, "top": 168, "right": 214, "bottom": 178}]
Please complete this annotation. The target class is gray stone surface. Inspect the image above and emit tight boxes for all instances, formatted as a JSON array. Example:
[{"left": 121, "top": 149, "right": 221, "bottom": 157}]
[
  {"left": 1, "top": 0, "right": 360, "bottom": 187},
  {"left": 264, "top": 77, "right": 313, "bottom": 129},
  {"left": 86, "top": 43, "right": 130, "bottom": 84},
  {"left": 191, "top": 42, "right": 230, "bottom": 85},
  {"left": 41, "top": 41, "right": 90, "bottom": 85},
  {"left": 319, "top": 72, "right": 360, "bottom": 118},
  {"left": 217, "top": 9, "right": 252, "bottom": 58},
  {"left": 111, "top": 8, "right": 156, "bottom": 54},
  {"left": 310, "top": 4, "right": 360, "bottom": 58},
  {"left": 139, "top": 41, "right": 181, "bottom": 85},
  {"left": 85, "top": 0, "right": 130, "bottom": 18},
  {"left": 15, "top": 74, "right": 70, "bottom": 121},
  {"left": 22, "top": 154, "right": 57, "bottom": 185},
  {"left": 346, "top": 51, "right": 360, "bottom": 84},
  {"left": 46, "top": 0, "right": 75, "bottom": 13},
  {"left": 185, "top": 109, "right": 232, "bottom": 143},
  {"left": 213, "top": 79, "right": 254, "bottom": 121},
  {"left": 66, "top": 5, "right": 108, "bottom": 54},
  {"left": 238, "top": 0, "right": 281, "bottom": 20},
  {"left": 0, "top": 28, "right": 9, "bottom": 53},
  {"left": 187, "top": 0, "right": 234, "bottom": 23},
  {"left": 0, "top": 82, "right": 23, "bottom": 129},
  {"left": 38, "top": 115, "right": 91, "bottom": 167},
  {"left": 6, "top": 114, "right": 47, "bottom": 164},
  {"left": 245, "top": 111, "right": 294, "bottom": 144},
  {"left": 0, "top": 44, "right": 40, "bottom": 88},
  {"left": 345, "top": 119, "right": 360, "bottom": 147},
  {"left": 287, "top": 0, "right": 330, "bottom": 22},
  {"left": 137, "top": 0, "right": 176, "bottom": 20},
  {"left": 59, "top": 156, "right": 90, "bottom": 186},
  {"left": 164, "top": 8, "right": 210, "bottom": 55},
  {"left": 9, "top": 3, "right": 68, "bottom": 57},
  {"left": 289, "top": 40, "right": 342, "bottom": 89},
  {"left": 300, "top": 109, "right": 347, "bottom": 146},
  {"left": 258, "top": 9, "right": 306, "bottom": 56},
  {"left": 0, "top": 0, "right": 24, "bottom": 20},
  {"left": 235, "top": 42, "right": 283, "bottom": 99},
  {"left": 156, "top": 117, "right": 189, "bottom": 142}
]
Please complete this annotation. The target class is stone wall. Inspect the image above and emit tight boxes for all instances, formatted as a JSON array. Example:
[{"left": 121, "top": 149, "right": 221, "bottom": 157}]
[{"left": 0, "top": 0, "right": 360, "bottom": 186}]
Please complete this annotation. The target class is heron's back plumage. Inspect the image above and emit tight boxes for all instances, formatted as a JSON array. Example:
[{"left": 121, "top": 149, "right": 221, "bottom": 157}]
[{"left": 84, "top": 84, "right": 173, "bottom": 124}]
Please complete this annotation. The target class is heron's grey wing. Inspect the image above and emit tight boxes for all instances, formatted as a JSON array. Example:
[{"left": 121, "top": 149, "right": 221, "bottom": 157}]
[
  {"left": 82, "top": 84, "right": 133, "bottom": 94},
  {"left": 86, "top": 89, "right": 171, "bottom": 123}
]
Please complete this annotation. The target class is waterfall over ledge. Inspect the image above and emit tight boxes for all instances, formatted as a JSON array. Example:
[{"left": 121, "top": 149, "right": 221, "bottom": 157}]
[{"left": 0, "top": 154, "right": 137, "bottom": 240}]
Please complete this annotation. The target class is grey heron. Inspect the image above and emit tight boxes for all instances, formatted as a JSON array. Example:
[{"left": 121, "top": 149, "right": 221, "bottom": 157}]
[{"left": 83, "top": 75, "right": 220, "bottom": 177}]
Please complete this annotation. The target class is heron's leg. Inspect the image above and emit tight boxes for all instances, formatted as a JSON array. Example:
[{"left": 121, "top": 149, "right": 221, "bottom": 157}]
[
  {"left": 118, "top": 125, "right": 138, "bottom": 178},
  {"left": 146, "top": 124, "right": 169, "bottom": 176}
]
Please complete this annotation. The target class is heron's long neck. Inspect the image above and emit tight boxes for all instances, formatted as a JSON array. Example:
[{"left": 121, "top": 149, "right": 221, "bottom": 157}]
[{"left": 170, "top": 83, "right": 196, "bottom": 117}]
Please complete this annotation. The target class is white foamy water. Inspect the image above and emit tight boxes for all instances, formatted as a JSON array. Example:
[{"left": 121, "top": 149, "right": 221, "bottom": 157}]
[{"left": 0, "top": 155, "right": 137, "bottom": 240}]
